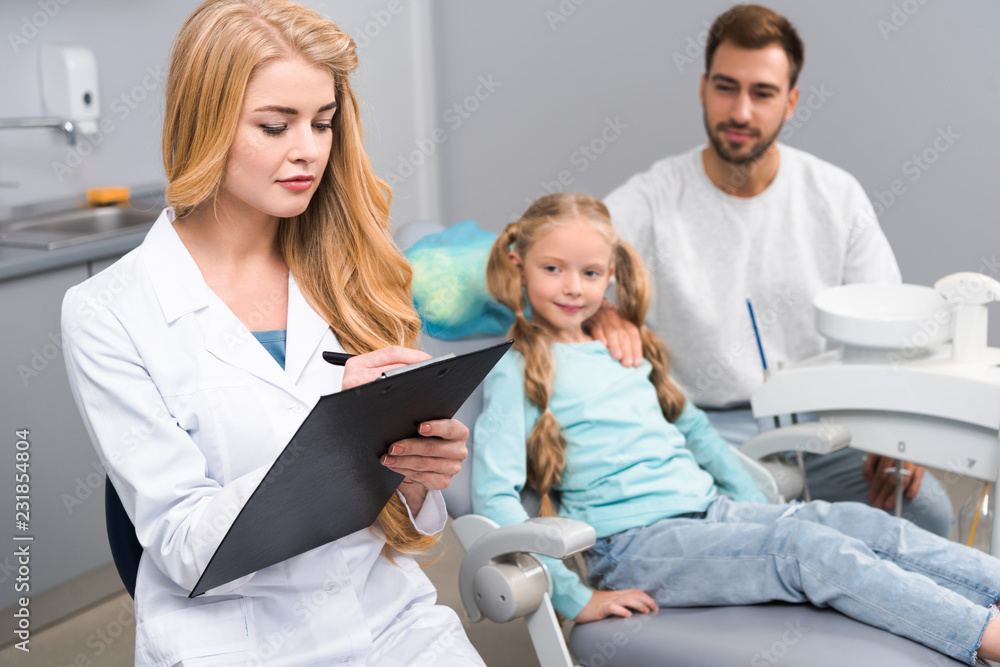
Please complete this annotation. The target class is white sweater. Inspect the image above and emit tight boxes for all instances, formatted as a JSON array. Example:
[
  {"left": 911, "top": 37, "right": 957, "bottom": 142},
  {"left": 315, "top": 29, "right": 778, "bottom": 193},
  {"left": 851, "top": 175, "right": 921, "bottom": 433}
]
[{"left": 604, "top": 144, "right": 900, "bottom": 408}]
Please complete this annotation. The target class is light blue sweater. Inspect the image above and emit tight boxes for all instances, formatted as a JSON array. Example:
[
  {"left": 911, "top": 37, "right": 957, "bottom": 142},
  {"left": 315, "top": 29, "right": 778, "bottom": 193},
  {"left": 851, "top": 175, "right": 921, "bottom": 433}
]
[{"left": 471, "top": 341, "right": 763, "bottom": 619}]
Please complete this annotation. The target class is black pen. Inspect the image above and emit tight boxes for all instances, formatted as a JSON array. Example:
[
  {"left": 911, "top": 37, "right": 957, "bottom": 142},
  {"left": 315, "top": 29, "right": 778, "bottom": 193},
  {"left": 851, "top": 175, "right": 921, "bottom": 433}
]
[{"left": 322, "top": 351, "right": 355, "bottom": 366}]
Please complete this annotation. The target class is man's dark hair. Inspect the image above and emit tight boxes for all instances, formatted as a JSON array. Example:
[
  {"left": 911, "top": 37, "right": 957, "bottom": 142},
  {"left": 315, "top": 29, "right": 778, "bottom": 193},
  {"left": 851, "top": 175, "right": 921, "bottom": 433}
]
[{"left": 705, "top": 4, "right": 805, "bottom": 88}]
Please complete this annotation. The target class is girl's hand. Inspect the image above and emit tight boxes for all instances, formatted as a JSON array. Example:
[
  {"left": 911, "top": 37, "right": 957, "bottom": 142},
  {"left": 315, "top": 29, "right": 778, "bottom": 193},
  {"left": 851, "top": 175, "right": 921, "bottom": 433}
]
[
  {"left": 341, "top": 346, "right": 430, "bottom": 390},
  {"left": 575, "top": 589, "right": 659, "bottom": 624},
  {"left": 586, "top": 304, "right": 643, "bottom": 368}
]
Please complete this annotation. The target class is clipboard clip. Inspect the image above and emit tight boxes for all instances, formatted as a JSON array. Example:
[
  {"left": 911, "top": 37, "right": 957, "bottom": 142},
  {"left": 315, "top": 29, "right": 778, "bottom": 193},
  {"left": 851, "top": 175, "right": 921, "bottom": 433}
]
[
  {"left": 380, "top": 353, "right": 455, "bottom": 379},
  {"left": 322, "top": 350, "right": 456, "bottom": 379}
]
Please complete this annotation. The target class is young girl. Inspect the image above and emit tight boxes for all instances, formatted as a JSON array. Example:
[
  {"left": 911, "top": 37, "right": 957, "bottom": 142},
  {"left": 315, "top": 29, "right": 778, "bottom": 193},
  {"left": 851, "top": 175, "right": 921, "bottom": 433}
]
[
  {"left": 471, "top": 192, "right": 1000, "bottom": 666},
  {"left": 62, "top": 1, "right": 482, "bottom": 664}
]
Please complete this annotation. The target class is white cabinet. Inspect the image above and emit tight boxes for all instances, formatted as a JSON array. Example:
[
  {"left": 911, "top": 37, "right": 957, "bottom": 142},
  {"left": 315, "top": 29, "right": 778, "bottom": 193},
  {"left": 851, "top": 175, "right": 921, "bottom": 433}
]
[{"left": 0, "top": 255, "right": 125, "bottom": 617}]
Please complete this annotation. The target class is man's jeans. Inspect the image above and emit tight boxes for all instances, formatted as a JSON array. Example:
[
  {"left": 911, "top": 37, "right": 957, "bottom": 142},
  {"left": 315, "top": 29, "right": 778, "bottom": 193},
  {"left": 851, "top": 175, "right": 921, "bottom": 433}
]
[
  {"left": 707, "top": 408, "right": 956, "bottom": 538},
  {"left": 584, "top": 497, "right": 999, "bottom": 665}
]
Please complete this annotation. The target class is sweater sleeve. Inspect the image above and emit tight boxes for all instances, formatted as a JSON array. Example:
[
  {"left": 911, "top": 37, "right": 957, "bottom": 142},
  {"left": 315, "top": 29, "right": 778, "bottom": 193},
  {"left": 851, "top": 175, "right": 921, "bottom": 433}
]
[
  {"left": 604, "top": 174, "right": 657, "bottom": 256},
  {"left": 471, "top": 352, "right": 594, "bottom": 620},
  {"left": 842, "top": 175, "right": 902, "bottom": 286},
  {"left": 673, "top": 402, "right": 763, "bottom": 502}
]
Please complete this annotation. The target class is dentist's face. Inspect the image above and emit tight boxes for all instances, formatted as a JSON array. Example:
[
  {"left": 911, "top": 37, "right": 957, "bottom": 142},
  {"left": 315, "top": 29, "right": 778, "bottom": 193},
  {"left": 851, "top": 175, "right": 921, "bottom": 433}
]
[
  {"left": 221, "top": 56, "right": 337, "bottom": 221},
  {"left": 700, "top": 41, "right": 800, "bottom": 165}
]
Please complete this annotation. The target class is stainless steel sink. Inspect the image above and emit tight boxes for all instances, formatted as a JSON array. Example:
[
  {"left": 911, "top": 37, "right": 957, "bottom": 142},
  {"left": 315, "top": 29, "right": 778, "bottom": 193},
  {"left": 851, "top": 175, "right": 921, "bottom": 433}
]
[{"left": 0, "top": 203, "right": 160, "bottom": 250}]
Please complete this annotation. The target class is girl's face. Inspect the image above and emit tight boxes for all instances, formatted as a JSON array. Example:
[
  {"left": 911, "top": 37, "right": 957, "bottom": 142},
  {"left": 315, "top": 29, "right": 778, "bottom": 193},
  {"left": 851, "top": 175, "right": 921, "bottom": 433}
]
[
  {"left": 220, "top": 56, "right": 337, "bottom": 223},
  {"left": 511, "top": 218, "right": 615, "bottom": 343}
]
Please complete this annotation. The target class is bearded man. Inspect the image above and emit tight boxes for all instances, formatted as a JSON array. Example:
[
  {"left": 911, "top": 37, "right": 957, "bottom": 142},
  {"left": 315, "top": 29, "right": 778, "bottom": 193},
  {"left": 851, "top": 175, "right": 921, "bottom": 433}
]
[{"left": 592, "top": 4, "right": 955, "bottom": 536}]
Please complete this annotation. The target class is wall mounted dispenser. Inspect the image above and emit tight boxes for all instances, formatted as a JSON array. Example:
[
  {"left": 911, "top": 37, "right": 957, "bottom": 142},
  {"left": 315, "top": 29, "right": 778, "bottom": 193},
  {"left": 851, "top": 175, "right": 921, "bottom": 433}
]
[{"left": 41, "top": 44, "right": 100, "bottom": 137}]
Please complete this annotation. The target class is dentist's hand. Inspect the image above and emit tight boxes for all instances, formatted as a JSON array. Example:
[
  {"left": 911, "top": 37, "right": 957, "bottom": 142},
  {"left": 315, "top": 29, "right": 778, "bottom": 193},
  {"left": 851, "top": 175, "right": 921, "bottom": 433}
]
[
  {"left": 586, "top": 302, "right": 643, "bottom": 368},
  {"left": 341, "top": 346, "right": 469, "bottom": 515},
  {"left": 381, "top": 418, "right": 469, "bottom": 491},
  {"left": 341, "top": 345, "right": 430, "bottom": 389},
  {"left": 382, "top": 418, "right": 469, "bottom": 515}
]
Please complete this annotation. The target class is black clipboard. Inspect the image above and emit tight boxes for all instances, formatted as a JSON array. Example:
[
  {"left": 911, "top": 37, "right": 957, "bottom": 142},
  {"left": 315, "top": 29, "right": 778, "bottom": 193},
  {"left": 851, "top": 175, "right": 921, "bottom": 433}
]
[{"left": 189, "top": 339, "right": 513, "bottom": 597}]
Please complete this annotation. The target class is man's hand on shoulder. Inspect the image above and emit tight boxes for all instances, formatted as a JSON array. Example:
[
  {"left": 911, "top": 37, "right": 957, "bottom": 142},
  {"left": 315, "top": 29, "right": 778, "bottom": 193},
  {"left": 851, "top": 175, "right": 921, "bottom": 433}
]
[{"left": 586, "top": 302, "right": 643, "bottom": 367}]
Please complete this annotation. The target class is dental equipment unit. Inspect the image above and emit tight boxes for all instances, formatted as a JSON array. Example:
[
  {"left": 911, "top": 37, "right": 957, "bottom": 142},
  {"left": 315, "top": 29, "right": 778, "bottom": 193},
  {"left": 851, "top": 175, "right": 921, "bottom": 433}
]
[{"left": 752, "top": 272, "right": 1000, "bottom": 551}]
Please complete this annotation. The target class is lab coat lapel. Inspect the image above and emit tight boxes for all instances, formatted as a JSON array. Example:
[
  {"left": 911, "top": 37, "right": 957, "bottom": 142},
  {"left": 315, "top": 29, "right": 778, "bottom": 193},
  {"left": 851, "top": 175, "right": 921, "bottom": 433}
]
[
  {"left": 142, "top": 208, "right": 320, "bottom": 402},
  {"left": 202, "top": 296, "right": 301, "bottom": 396},
  {"left": 284, "top": 272, "right": 334, "bottom": 384},
  {"left": 142, "top": 209, "right": 211, "bottom": 322}
]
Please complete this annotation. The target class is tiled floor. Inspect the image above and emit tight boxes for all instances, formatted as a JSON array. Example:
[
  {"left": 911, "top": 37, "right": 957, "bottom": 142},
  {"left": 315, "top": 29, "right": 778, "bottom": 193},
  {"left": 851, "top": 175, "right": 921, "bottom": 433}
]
[
  {"left": 0, "top": 469, "right": 985, "bottom": 666},
  {"left": 2, "top": 592, "right": 137, "bottom": 666}
]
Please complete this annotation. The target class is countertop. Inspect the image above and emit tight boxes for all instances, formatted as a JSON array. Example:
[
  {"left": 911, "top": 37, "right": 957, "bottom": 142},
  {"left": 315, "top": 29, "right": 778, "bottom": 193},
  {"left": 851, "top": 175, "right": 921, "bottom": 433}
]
[{"left": 0, "top": 227, "right": 149, "bottom": 282}]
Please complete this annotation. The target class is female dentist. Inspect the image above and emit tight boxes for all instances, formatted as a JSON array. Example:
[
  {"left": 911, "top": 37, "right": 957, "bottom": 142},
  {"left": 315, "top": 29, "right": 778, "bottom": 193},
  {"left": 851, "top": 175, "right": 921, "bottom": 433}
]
[{"left": 60, "top": 1, "right": 484, "bottom": 664}]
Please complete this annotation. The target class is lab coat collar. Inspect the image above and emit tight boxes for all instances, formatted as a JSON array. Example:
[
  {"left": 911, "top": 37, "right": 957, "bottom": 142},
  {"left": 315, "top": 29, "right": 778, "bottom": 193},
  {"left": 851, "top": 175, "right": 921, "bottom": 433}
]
[
  {"left": 142, "top": 207, "right": 332, "bottom": 393},
  {"left": 284, "top": 272, "right": 333, "bottom": 384},
  {"left": 142, "top": 208, "right": 211, "bottom": 323}
]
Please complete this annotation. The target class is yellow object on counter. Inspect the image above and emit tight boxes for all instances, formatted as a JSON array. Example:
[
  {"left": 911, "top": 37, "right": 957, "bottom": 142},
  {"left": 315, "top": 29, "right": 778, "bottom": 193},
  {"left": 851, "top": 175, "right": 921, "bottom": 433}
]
[{"left": 87, "top": 187, "right": 130, "bottom": 206}]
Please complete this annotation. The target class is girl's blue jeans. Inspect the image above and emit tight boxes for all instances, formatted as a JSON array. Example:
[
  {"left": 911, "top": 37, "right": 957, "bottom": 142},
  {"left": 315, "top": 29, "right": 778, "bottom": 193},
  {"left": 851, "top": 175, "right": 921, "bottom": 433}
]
[{"left": 584, "top": 496, "right": 1000, "bottom": 665}]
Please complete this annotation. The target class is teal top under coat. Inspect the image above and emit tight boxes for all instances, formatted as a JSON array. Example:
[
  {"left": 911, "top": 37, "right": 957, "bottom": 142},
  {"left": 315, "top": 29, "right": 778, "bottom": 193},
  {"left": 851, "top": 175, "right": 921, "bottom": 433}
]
[{"left": 251, "top": 329, "right": 287, "bottom": 370}]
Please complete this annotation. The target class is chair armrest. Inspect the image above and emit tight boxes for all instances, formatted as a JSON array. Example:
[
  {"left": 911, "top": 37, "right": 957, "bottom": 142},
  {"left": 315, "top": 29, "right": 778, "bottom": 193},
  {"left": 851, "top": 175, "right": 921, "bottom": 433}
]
[
  {"left": 730, "top": 448, "right": 783, "bottom": 504},
  {"left": 455, "top": 515, "right": 595, "bottom": 623},
  {"left": 740, "top": 422, "right": 851, "bottom": 460}
]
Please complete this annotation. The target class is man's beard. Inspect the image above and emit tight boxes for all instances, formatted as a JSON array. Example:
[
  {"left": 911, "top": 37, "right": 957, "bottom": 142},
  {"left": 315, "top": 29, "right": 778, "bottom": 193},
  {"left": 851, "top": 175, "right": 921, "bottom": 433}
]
[{"left": 704, "top": 112, "right": 784, "bottom": 166}]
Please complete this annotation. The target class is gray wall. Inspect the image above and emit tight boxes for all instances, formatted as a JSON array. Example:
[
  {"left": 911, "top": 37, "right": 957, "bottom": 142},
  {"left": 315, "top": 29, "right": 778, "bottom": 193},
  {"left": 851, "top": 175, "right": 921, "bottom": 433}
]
[
  {"left": 0, "top": 0, "right": 437, "bottom": 227},
  {"left": 430, "top": 0, "right": 1000, "bottom": 344},
  {"left": 3, "top": 0, "right": 996, "bottom": 341}
]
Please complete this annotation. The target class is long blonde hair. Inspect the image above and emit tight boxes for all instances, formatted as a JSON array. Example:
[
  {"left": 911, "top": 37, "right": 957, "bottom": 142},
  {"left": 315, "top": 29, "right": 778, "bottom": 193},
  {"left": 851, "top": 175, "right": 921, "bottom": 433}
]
[
  {"left": 486, "top": 193, "right": 686, "bottom": 517},
  {"left": 163, "top": 0, "right": 431, "bottom": 554}
]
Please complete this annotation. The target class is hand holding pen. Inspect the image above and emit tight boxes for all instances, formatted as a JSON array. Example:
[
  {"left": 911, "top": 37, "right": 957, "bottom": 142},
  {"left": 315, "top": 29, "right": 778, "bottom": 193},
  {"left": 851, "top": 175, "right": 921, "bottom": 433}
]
[
  {"left": 331, "top": 346, "right": 429, "bottom": 390},
  {"left": 324, "top": 346, "right": 469, "bottom": 511}
]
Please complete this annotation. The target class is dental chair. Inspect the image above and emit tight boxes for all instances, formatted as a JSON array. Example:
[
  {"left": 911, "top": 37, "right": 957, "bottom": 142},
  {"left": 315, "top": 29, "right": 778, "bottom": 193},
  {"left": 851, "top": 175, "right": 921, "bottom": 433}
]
[
  {"left": 427, "top": 332, "right": 988, "bottom": 667},
  {"left": 105, "top": 476, "right": 141, "bottom": 598}
]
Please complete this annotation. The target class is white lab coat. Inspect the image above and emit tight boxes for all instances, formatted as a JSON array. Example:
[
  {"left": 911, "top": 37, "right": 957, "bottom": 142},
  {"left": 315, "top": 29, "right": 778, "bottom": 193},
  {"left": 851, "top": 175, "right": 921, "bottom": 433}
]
[{"left": 62, "top": 208, "right": 483, "bottom": 666}]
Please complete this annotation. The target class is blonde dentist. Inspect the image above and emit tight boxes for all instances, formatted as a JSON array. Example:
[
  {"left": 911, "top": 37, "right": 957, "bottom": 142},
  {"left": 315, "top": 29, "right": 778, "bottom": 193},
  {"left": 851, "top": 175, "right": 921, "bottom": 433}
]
[{"left": 60, "top": 1, "right": 484, "bottom": 665}]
